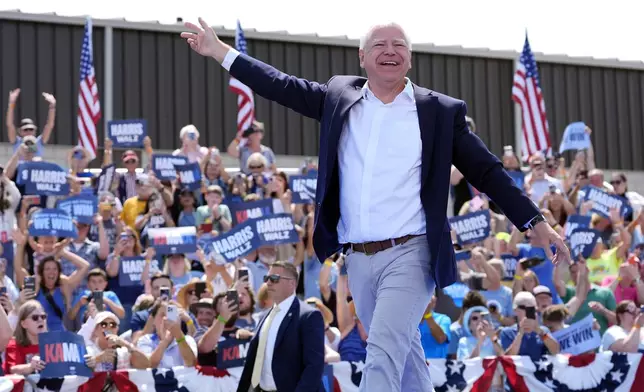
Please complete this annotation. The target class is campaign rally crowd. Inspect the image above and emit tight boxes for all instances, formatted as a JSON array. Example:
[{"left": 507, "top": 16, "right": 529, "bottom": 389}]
[{"left": 1, "top": 89, "right": 644, "bottom": 391}]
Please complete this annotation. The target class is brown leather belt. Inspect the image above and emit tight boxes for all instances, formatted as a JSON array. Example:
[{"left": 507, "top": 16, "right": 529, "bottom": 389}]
[{"left": 349, "top": 234, "right": 420, "bottom": 256}]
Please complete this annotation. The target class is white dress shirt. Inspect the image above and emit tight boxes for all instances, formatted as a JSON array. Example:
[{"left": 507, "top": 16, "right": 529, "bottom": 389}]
[
  {"left": 221, "top": 49, "right": 426, "bottom": 243},
  {"left": 259, "top": 293, "right": 296, "bottom": 390}
]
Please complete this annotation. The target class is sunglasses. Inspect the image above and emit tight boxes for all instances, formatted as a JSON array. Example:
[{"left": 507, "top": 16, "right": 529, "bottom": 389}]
[
  {"left": 470, "top": 315, "right": 480, "bottom": 322},
  {"left": 531, "top": 164, "right": 544, "bottom": 170},
  {"left": 187, "top": 290, "right": 197, "bottom": 296},
  {"left": 263, "top": 274, "right": 295, "bottom": 284},
  {"left": 99, "top": 321, "right": 118, "bottom": 329},
  {"left": 124, "top": 160, "right": 137, "bottom": 164},
  {"left": 249, "top": 165, "right": 264, "bottom": 170},
  {"left": 610, "top": 180, "right": 623, "bottom": 186},
  {"left": 30, "top": 314, "right": 47, "bottom": 322}
]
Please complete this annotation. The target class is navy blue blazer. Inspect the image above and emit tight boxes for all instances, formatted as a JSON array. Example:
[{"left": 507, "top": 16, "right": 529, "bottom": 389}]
[
  {"left": 229, "top": 54, "right": 540, "bottom": 289},
  {"left": 237, "top": 299, "right": 325, "bottom": 392}
]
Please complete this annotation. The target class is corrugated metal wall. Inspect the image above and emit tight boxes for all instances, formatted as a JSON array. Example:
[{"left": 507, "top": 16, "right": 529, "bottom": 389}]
[{"left": 1, "top": 17, "right": 643, "bottom": 170}]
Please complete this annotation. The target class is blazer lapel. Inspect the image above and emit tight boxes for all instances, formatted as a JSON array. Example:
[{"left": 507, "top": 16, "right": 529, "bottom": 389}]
[
  {"left": 325, "top": 85, "right": 364, "bottom": 174},
  {"left": 274, "top": 298, "right": 299, "bottom": 350},
  {"left": 414, "top": 86, "right": 438, "bottom": 187}
]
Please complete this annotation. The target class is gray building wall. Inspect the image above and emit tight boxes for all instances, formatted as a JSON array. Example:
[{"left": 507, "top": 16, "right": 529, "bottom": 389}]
[{"left": 1, "top": 12, "right": 644, "bottom": 171}]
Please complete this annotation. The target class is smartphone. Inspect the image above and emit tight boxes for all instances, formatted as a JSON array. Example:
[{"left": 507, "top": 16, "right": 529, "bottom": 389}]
[
  {"left": 195, "top": 282, "right": 207, "bottom": 298},
  {"left": 306, "top": 299, "right": 317, "bottom": 306},
  {"left": 24, "top": 276, "right": 36, "bottom": 292},
  {"left": 640, "top": 305, "right": 644, "bottom": 313},
  {"left": 237, "top": 268, "right": 249, "bottom": 282},
  {"left": 73, "top": 150, "right": 83, "bottom": 160},
  {"left": 525, "top": 306, "right": 536, "bottom": 320},
  {"left": 93, "top": 291, "right": 104, "bottom": 311},
  {"left": 166, "top": 304, "right": 179, "bottom": 322},
  {"left": 187, "top": 132, "right": 197, "bottom": 141},
  {"left": 24, "top": 195, "right": 40, "bottom": 205},
  {"left": 469, "top": 275, "right": 484, "bottom": 291},
  {"left": 159, "top": 287, "right": 170, "bottom": 301},
  {"left": 226, "top": 289, "right": 239, "bottom": 309},
  {"left": 455, "top": 250, "right": 472, "bottom": 262},
  {"left": 549, "top": 184, "right": 557, "bottom": 194},
  {"left": 0, "top": 287, "right": 7, "bottom": 296},
  {"left": 520, "top": 256, "right": 545, "bottom": 269}
]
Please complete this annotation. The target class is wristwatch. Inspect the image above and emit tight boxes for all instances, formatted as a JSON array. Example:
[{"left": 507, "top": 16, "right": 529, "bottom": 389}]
[{"left": 527, "top": 214, "right": 546, "bottom": 231}]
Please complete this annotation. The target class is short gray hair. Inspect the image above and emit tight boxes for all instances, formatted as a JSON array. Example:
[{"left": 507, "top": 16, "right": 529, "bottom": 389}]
[{"left": 359, "top": 23, "right": 412, "bottom": 51}]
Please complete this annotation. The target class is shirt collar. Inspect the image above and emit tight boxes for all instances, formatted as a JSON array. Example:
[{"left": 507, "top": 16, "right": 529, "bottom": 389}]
[
  {"left": 274, "top": 293, "right": 296, "bottom": 312},
  {"left": 361, "top": 77, "right": 415, "bottom": 103}
]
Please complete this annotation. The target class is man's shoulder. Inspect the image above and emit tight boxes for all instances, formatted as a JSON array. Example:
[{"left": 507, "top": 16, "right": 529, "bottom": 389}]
[
  {"left": 427, "top": 89, "right": 465, "bottom": 108},
  {"left": 326, "top": 75, "right": 366, "bottom": 89}
]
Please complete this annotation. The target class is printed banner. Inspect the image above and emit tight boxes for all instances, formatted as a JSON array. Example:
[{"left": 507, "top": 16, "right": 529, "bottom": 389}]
[
  {"left": 175, "top": 162, "right": 202, "bottom": 191},
  {"left": 151, "top": 154, "right": 188, "bottom": 181},
  {"left": 564, "top": 215, "right": 592, "bottom": 239},
  {"left": 289, "top": 175, "right": 317, "bottom": 204},
  {"left": 582, "top": 186, "right": 633, "bottom": 219},
  {"left": 17, "top": 161, "right": 70, "bottom": 196},
  {"left": 204, "top": 213, "right": 299, "bottom": 263},
  {"left": 56, "top": 195, "right": 98, "bottom": 224},
  {"left": 95, "top": 164, "right": 116, "bottom": 194},
  {"left": 507, "top": 171, "right": 525, "bottom": 190},
  {"left": 216, "top": 338, "right": 251, "bottom": 369},
  {"left": 148, "top": 226, "right": 197, "bottom": 255},
  {"left": 29, "top": 209, "right": 78, "bottom": 238},
  {"left": 228, "top": 199, "right": 274, "bottom": 226},
  {"left": 559, "top": 121, "right": 591, "bottom": 153},
  {"left": 107, "top": 119, "right": 147, "bottom": 148},
  {"left": 39, "top": 331, "right": 92, "bottom": 378},
  {"left": 552, "top": 314, "right": 600, "bottom": 355},
  {"left": 500, "top": 253, "right": 518, "bottom": 281},
  {"left": 448, "top": 210, "right": 491, "bottom": 245},
  {"left": 569, "top": 228, "right": 600, "bottom": 259},
  {"left": 118, "top": 256, "right": 164, "bottom": 287}
]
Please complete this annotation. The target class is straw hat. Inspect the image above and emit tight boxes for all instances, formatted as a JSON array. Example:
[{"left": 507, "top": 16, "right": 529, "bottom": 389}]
[{"left": 177, "top": 278, "right": 214, "bottom": 310}]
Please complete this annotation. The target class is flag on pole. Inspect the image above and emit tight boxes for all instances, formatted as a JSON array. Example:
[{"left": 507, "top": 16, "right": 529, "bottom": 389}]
[
  {"left": 77, "top": 17, "right": 101, "bottom": 160},
  {"left": 512, "top": 34, "right": 551, "bottom": 159},
  {"left": 228, "top": 20, "right": 255, "bottom": 136}
]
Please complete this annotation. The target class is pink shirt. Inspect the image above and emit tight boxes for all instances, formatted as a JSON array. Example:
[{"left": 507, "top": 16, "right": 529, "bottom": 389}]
[{"left": 614, "top": 283, "right": 639, "bottom": 305}]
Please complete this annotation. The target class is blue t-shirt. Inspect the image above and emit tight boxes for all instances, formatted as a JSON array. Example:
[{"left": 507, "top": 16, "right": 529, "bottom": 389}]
[
  {"left": 448, "top": 322, "right": 466, "bottom": 356},
  {"left": 419, "top": 312, "right": 451, "bottom": 359},
  {"left": 481, "top": 286, "right": 514, "bottom": 328},
  {"left": 499, "top": 324, "right": 551, "bottom": 360},
  {"left": 72, "top": 290, "right": 122, "bottom": 322},
  {"left": 516, "top": 243, "right": 561, "bottom": 304},
  {"left": 36, "top": 288, "right": 66, "bottom": 332}
]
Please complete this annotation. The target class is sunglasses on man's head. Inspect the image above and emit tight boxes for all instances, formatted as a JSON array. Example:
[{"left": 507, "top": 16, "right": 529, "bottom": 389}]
[
  {"left": 30, "top": 314, "right": 47, "bottom": 322},
  {"left": 263, "top": 274, "right": 294, "bottom": 284},
  {"left": 99, "top": 321, "right": 118, "bottom": 329}
]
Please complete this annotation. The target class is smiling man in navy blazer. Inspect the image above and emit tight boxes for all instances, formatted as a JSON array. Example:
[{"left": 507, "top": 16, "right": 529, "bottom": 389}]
[{"left": 182, "top": 19, "right": 570, "bottom": 392}]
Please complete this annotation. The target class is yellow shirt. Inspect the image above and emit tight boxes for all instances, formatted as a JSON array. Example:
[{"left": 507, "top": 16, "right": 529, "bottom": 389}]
[
  {"left": 586, "top": 247, "right": 621, "bottom": 284},
  {"left": 121, "top": 197, "right": 147, "bottom": 229}
]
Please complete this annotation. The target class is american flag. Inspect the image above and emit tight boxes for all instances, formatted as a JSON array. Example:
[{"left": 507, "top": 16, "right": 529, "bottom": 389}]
[
  {"left": 512, "top": 34, "right": 551, "bottom": 159},
  {"left": 77, "top": 17, "right": 101, "bottom": 160},
  {"left": 229, "top": 20, "right": 255, "bottom": 135}
]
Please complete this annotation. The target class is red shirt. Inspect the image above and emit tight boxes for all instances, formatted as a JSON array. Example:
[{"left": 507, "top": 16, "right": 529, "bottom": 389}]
[{"left": 3, "top": 339, "right": 38, "bottom": 374}]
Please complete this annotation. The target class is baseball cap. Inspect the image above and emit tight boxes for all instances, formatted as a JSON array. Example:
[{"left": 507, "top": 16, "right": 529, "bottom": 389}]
[
  {"left": 94, "top": 311, "right": 120, "bottom": 326},
  {"left": 122, "top": 150, "right": 139, "bottom": 163},
  {"left": 136, "top": 173, "right": 150, "bottom": 186},
  {"left": 533, "top": 285, "right": 552, "bottom": 297},
  {"left": 19, "top": 118, "right": 37, "bottom": 131}
]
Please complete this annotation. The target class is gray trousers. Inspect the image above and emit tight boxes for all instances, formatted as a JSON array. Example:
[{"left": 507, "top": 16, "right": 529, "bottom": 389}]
[{"left": 345, "top": 235, "right": 436, "bottom": 392}]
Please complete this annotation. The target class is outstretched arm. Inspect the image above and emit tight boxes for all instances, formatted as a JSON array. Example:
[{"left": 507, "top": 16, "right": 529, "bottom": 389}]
[{"left": 181, "top": 18, "right": 327, "bottom": 122}]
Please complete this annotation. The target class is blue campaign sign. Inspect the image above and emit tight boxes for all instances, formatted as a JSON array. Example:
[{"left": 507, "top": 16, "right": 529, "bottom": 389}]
[
  {"left": 95, "top": 164, "right": 116, "bottom": 194},
  {"left": 151, "top": 154, "right": 188, "bottom": 181},
  {"left": 507, "top": 170, "right": 525, "bottom": 190},
  {"left": 448, "top": 210, "right": 491, "bottom": 245},
  {"left": 289, "top": 175, "right": 317, "bottom": 204},
  {"left": 29, "top": 209, "right": 78, "bottom": 238},
  {"left": 564, "top": 215, "right": 592, "bottom": 239},
  {"left": 175, "top": 162, "right": 202, "bottom": 191},
  {"left": 17, "top": 161, "right": 70, "bottom": 196},
  {"left": 148, "top": 226, "right": 197, "bottom": 255},
  {"left": 39, "top": 331, "right": 92, "bottom": 378},
  {"left": 500, "top": 253, "right": 519, "bottom": 281},
  {"left": 56, "top": 195, "right": 98, "bottom": 224},
  {"left": 216, "top": 337, "right": 251, "bottom": 369},
  {"left": 559, "top": 122, "right": 591, "bottom": 153},
  {"left": 229, "top": 199, "right": 274, "bottom": 226},
  {"left": 570, "top": 228, "right": 600, "bottom": 259},
  {"left": 107, "top": 119, "right": 147, "bottom": 148},
  {"left": 582, "top": 186, "right": 633, "bottom": 219},
  {"left": 251, "top": 213, "right": 299, "bottom": 246},
  {"left": 119, "top": 256, "right": 164, "bottom": 287}
]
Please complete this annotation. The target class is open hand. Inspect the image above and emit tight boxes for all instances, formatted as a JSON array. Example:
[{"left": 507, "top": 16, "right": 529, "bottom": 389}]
[
  {"left": 181, "top": 18, "right": 221, "bottom": 58},
  {"left": 8, "top": 88, "right": 20, "bottom": 103}
]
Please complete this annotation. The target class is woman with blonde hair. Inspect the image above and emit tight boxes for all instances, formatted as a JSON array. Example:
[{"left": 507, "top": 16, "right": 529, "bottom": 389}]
[{"left": 4, "top": 300, "right": 48, "bottom": 375}]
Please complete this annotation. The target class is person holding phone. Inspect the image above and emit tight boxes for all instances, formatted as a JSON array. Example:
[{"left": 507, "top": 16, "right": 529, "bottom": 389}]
[
  {"left": 90, "top": 192, "right": 122, "bottom": 252},
  {"left": 69, "top": 269, "right": 124, "bottom": 324},
  {"left": 6, "top": 89, "right": 56, "bottom": 158},
  {"left": 499, "top": 292, "right": 559, "bottom": 359},
  {"left": 456, "top": 306, "right": 504, "bottom": 360},
  {"left": 600, "top": 300, "right": 644, "bottom": 353},
  {"left": 173, "top": 124, "right": 209, "bottom": 163},
  {"left": 196, "top": 185, "right": 232, "bottom": 234},
  {"left": 136, "top": 191, "right": 176, "bottom": 247},
  {"left": 136, "top": 301, "right": 197, "bottom": 368},
  {"left": 226, "top": 120, "right": 277, "bottom": 176}
]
